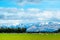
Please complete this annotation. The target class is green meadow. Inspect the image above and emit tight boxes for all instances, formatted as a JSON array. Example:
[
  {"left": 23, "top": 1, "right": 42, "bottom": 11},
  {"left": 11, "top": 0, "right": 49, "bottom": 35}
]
[{"left": 0, "top": 33, "right": 60, "bottom": 40}]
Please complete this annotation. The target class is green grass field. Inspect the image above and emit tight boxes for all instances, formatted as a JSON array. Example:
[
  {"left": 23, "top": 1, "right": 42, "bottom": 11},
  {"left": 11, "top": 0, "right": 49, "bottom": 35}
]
[{"left": 0, "top": 33, "right": 60, "bottom": 40}]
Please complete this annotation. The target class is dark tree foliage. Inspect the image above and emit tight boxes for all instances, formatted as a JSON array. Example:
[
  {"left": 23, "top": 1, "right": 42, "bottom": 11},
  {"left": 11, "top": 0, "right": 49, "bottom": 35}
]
[
  {"left": 20, "top": 28, "right": 26, "bottom": 33},
  {"left": 58, "top": 29, "right": 60, "bottom": 32},
  {"left": 0, "top": 27, "right": 26, "bottom": 33},
  {"left": 54, "top": 28, "right": 60, "bottom": 33}
]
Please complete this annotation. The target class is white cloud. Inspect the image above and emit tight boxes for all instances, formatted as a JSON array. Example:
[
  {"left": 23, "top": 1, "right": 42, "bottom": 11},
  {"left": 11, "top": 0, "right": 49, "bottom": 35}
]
[
  {"left": 38, "top": 18, "right": 44, "bottom": 21},
  {"left": 0, "top": 7, "right": 60, "bottom": 21},
  {"left": 41, "top": 11, "right": 53, "bottom": 19},
  {"left": 12, "top": 0, "right": 41, "bottom": 6},
  {"left": 0, "top": 20, "right": 23, "bottom": 26},
  {"left": 55, "top": 11, "right": 60, "bottom": 19},
  {"left": 27, "top": 8, "right": 40, "bottom": 12}
]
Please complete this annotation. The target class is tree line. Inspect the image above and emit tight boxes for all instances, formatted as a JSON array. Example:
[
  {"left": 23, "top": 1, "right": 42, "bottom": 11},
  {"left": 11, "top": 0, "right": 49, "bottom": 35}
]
[{"left": 0, "top": 27, "right": 26, "bottom": 33}]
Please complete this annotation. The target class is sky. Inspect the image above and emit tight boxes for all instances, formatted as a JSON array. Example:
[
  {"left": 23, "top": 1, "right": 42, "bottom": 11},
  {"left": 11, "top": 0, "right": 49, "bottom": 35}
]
[{"left": 0, "top": 0, "right": 60, "bottom": 24}]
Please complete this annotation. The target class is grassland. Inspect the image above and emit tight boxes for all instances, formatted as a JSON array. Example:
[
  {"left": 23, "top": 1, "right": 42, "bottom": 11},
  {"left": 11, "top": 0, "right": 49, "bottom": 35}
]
[{"left": 0, "top": 33, "right": 60, "bottom": 40}]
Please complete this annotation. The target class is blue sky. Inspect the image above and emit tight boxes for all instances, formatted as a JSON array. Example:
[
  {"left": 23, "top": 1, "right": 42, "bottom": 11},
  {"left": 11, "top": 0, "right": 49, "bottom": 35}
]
[
  {"left": 0, "top": 0, "right": 60, "bottom": 24},
  {"left": 0, "top": 0, "right": 60, "bottom": 10}
]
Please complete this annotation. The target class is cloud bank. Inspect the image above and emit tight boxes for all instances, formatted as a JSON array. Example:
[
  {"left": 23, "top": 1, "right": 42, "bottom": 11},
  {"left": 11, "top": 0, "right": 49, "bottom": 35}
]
[
  {"left": 0, "top": 7, "right": 60, "bottom": 20},
  {"left": 0, "top": 7, "right": 60, "bottom": 25}
]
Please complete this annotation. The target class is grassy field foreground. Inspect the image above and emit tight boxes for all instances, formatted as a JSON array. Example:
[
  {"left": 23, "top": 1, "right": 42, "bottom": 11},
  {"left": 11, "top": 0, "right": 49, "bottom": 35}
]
[{"left": 0, "top": 33, "right": 60, "bottom": 40}]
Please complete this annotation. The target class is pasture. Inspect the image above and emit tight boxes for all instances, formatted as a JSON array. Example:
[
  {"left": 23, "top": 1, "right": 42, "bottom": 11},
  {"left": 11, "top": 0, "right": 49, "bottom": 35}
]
[{"left": 0, "top": 33, "right": 60, "bottom": 40}]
